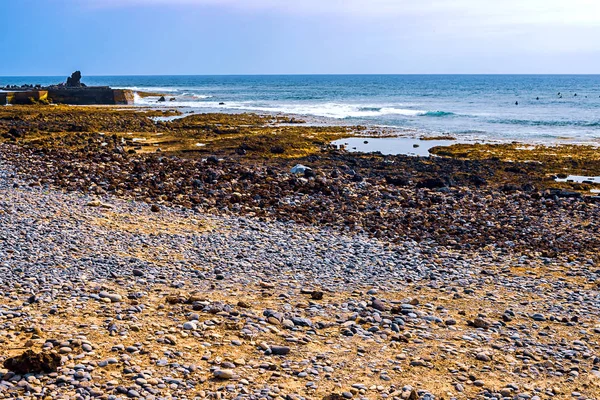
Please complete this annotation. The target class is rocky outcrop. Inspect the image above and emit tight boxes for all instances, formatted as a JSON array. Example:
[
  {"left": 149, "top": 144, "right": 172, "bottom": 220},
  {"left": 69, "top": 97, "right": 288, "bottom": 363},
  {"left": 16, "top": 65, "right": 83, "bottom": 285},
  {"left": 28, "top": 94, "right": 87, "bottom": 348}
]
[
  {"left": 1, "top": 71, "right": 134, "bottom": 105},
  {"left": 66, "top": 71, "right": 85, "bottom": 88}
]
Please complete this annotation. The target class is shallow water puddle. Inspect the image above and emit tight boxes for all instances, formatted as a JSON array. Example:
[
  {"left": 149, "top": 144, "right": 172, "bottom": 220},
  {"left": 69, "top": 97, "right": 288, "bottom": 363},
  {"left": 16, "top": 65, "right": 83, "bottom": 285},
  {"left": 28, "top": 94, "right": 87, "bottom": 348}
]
[
  {"left": 331, "top": 137, "right": 458, "bottom": 157},
  {"left": 554, "top": 175, "right": 600, "bottom": 183}
]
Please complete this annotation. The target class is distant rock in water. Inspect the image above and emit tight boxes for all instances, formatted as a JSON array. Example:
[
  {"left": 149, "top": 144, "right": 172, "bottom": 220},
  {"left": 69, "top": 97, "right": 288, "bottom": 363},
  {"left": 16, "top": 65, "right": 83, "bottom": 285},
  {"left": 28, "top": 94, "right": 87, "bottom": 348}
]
[{"left": 66, "top": 71, "right": 86, "bottom": 88}]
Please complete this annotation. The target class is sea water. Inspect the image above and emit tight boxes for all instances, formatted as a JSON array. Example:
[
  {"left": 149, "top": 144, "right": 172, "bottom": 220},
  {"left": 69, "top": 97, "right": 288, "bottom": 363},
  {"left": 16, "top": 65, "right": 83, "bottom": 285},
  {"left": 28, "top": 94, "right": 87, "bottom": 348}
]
[{"left": 2, "top": 74, "right": 600, "bottom": 143}]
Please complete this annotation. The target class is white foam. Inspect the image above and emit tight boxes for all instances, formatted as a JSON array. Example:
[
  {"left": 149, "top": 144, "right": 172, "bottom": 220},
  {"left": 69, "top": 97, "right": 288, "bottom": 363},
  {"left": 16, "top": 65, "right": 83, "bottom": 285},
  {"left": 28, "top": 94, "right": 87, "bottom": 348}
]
[
  {"left": 242, "top": 104, "right": 427, "bottom": 119},
  {"left": 117, "top": 86, "right": 181, "bottom": 92},
  {"left": 133, "top": 93, "right": 215, "bottom": 107},
  {"left": 133, "top": 97, "right": 430, "bottom": 119}
]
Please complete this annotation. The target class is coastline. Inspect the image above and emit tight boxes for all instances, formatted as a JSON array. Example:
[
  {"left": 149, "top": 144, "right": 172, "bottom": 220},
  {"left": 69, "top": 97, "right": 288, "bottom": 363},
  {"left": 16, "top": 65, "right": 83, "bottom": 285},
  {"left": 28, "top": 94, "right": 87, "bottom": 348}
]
[
  {"left": 1, "top": 104, "right": 600, "bottom": 399},
  {"left": 131, "top": 97, "right": 600, "bottom": 147}
]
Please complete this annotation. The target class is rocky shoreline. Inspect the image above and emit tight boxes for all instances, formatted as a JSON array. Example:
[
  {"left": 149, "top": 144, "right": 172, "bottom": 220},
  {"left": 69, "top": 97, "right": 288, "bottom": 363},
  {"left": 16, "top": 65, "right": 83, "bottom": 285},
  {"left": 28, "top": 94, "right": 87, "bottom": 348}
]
[{"left": 1, "top": 106, "right": 600, "bottom": 399}]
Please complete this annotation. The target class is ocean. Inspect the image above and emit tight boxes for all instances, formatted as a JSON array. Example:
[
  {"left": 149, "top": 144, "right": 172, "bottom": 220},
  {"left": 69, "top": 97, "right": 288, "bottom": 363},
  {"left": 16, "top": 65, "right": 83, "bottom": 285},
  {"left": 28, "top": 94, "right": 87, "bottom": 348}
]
[{"left": 2, "top": 74, "right": 600, "bottom": 143}]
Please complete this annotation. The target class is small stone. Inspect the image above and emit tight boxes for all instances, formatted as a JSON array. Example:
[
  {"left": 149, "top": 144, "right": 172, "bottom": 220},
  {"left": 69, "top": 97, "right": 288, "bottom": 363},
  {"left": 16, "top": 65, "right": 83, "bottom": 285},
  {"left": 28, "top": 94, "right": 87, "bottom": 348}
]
[
  {"left": 371, "top": 299, "right": 387, "bottom": 311},
  {"left": 472, "top": 318, "right": 490, "bottom": 329},
  {"left": 183, "top": 321, "right": 197, "bottom": 330},
  {"left": 214, "top": 369, "right": 234, "bottom": 379},
  {"left": 270, "top": 346, "right": 290, "bottom": 355}
]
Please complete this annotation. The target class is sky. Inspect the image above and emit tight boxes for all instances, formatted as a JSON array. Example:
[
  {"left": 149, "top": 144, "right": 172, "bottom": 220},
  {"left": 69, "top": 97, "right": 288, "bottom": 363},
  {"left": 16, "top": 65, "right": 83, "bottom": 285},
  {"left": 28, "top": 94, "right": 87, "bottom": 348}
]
[{"left": 1, "top": 0, "right": 599, "bottom": 75}]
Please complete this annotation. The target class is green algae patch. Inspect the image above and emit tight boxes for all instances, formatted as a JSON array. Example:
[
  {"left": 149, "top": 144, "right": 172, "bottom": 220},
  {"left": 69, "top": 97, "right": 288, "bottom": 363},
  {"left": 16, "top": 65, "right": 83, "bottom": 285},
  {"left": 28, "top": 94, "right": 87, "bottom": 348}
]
[
  {"left": 430, "top": 143, "right": 600, "bottom": 192},
  {"left": 201, "top": 125, "right": 356, "bottom": 159},
  {"left": 430, "top": 143, "right": 600, "bottom": 175},
  {"left": 0, "top": 106, "right": 355, "bottom": 159}
]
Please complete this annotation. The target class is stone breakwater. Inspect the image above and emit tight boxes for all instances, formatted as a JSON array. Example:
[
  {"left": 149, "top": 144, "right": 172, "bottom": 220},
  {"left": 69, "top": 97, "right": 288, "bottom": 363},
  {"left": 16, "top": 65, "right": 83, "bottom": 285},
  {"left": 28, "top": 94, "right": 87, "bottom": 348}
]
[{"left": 2, "top": 148, "right": 600, "bottom": 399}]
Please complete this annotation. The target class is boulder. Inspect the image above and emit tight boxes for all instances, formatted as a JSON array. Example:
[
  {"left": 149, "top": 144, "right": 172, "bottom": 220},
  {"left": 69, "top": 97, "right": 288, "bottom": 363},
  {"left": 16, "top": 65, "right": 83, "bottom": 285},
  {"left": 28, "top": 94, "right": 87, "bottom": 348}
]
[{"left": 4, "top": 350, "right": 62, "bottom": 374}]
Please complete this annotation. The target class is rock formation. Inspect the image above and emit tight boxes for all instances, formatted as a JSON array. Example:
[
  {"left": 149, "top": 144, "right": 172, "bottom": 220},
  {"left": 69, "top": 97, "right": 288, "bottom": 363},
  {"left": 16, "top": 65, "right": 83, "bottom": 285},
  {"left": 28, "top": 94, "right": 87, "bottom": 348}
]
[{"left": 65, "top": 71, "right": 86, "bottom": 88}]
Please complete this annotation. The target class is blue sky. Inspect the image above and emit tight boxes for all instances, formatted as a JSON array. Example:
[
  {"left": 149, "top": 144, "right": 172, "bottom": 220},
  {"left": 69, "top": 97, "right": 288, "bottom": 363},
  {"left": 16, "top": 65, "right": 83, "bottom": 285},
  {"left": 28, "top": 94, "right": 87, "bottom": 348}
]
[{"left": 1, "top": 0, "right": 599, "bottom": 75}]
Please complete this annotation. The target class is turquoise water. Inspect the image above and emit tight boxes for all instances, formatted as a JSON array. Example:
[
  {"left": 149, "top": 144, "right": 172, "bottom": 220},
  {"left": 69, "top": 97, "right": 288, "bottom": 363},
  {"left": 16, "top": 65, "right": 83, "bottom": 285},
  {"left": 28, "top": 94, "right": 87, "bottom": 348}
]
[{"left": 2, "top": 75, "right": 600, "bottom": 143}]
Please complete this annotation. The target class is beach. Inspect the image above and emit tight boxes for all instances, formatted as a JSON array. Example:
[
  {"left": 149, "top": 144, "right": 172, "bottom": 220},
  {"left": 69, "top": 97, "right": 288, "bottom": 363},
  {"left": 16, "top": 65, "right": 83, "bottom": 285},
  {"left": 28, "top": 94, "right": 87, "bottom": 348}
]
[{"left": 0, "top": 104, "right": 599, "bottom": 399}]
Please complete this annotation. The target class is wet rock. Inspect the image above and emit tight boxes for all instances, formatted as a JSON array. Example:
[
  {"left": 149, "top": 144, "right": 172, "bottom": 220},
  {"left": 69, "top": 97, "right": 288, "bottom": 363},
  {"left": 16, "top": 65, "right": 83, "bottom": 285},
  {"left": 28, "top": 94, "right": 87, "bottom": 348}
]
[{"left": 416, "top": 177, "right": 448, "bottom": 189}]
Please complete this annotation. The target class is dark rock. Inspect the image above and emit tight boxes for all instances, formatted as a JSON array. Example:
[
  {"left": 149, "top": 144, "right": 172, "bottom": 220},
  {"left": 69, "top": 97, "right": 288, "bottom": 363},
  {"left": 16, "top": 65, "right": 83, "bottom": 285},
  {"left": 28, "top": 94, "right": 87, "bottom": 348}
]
[
  {"left": 543, "top": 189, "right": 582, "bottom": 199},
  {"left": 150, "top": 204, "right": 160, "bottom": 212},
  {"left": 351, "top": 174, "right": 363, "bottom": 182},
  {"left": 385, "top": 175, "right": 409, "bottom": 186},
  {"left": 304, "top": 169, "right": 316, "bottom": 178},
  {"left": 311, "top": 290, "right": 324, "bottom": 300},
  {"left": 471, "top": 317, "right": 491, "bottom": 329},
  {"left": 158, "top": 96, "right": 166, "bottom": 102},
  {"left": 206, "top": 155, "right": 220, "bottom": 164},
  {"left": 371, "top": 299, "right": 387, "bottom": 311},
  {"left": 469, "top": 175, "right": 487, "bottom": 186},
  {"left": 270, "top": 346, "right": 290, "bottom": 356},
  {"left": 66, "top": 71, "right": 84, "bottom": 88},
  {"left": 500, "top": 184, "right": 519, "bottom": 193},
  {"left": 522, "top": 183, "right": 536, "bottom": 192},
  {"left": 416, "top": 177, "right": 448, "bottom": 189},
  {"left": 8, "top": 128, "right": 24, "bottom": 138},
  {"left": 270, "top": 146, "right": 285, "bottom": 154},
  {"left": 4, "top": 350, "right": 62, "bottom": 374}
]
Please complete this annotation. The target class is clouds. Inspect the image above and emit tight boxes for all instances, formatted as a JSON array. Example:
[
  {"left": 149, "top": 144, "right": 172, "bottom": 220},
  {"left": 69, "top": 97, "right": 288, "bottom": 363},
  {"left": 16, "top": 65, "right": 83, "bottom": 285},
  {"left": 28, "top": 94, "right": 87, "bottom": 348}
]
[
  {"left": 6, "top": 0, "right": 595, "bottom": 75},
  {"left": 88, "top": 0, "right": 600, "bottom": 27}
]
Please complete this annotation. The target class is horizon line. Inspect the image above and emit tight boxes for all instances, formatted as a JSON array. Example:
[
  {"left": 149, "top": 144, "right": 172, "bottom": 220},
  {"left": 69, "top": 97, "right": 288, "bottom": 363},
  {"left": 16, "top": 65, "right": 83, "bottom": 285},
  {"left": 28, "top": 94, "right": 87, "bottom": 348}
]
[{"left": 2, "top": 73, "right": 600, "bottom": 78}]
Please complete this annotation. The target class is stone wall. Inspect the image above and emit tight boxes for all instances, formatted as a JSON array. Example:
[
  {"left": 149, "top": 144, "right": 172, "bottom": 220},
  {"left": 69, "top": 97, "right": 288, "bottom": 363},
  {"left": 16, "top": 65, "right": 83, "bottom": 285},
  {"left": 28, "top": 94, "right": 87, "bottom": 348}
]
[
  {"left": 0, "top": 91, "right": 48, "bottom": 105},
  {"left": 47, "top": 88, "right": 134, "bottom": 105},
  {"left": 1, "top": 88, "right": 133, "bottom": 105}
]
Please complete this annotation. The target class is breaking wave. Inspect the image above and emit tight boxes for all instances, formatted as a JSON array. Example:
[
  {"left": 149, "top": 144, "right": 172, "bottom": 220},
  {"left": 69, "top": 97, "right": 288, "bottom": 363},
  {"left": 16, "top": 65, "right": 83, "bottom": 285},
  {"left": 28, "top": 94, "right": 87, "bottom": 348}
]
[
  {"left": 423, "top": 111, "right": 455, "bottom": 117},
  {"left": 132, "top": 96, "right": 456, "bottom": 120}
]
